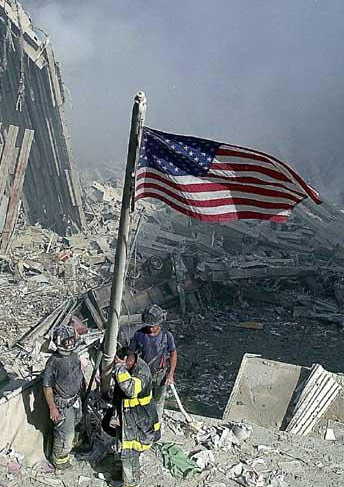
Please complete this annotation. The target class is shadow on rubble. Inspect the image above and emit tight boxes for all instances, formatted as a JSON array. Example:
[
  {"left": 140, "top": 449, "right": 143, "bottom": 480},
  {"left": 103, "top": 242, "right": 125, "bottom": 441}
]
[{"left": 21, "top": 379, "right": 53, "bottom": 458}]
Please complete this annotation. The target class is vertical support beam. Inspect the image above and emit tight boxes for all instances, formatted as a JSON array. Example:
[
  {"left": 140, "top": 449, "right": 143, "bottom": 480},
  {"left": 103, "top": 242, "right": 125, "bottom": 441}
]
[
  {"left": 1, "top": 129, "right": 34, "bottom": 252},
  {"left": 0, "top": 125, "right": 19, "bottom": 200},
  {"left": 101, "top": 92, "right": 146, "bottom": 394}
]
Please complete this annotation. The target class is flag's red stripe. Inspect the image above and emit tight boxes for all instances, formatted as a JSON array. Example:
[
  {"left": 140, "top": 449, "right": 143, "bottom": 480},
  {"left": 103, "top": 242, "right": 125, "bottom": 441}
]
[
  {"left": 136, "top": 170, "right": 302, "bottom": 203},
  {"left": 136, "top": 182, "right": 295, "bottom": 210},
  {"left": 217, "top": 146, "right": 321, "bottom": 203},
  {"left": 136, "top": 193, "right": 289, "bottom": 223},
  {"left": 207, "top": 174, "right": 305, "bottom": 198},
  {"left": 211, "top": 163, "right": 292, "bottom": 183},
  {"left": 216, "top": 148, "right": 277, "bottom": 165}
]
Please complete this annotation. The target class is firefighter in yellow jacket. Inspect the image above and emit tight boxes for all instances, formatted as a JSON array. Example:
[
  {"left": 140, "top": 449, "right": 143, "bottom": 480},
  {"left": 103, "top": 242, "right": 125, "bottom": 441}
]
[{"left": 112, "top": 348, "right": 161, "bottom": 487}]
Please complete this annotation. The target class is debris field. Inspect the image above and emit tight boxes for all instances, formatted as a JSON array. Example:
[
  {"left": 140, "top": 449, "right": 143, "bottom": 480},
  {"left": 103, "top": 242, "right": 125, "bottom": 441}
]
[{"left": 1, "top": 1, "right": 344, "bottom": 487}]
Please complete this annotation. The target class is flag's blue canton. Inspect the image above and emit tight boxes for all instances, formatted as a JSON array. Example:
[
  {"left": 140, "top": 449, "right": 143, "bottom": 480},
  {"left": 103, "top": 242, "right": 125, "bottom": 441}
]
[{"left": 139, "top": 127, "right": 220, "bottom": 177}]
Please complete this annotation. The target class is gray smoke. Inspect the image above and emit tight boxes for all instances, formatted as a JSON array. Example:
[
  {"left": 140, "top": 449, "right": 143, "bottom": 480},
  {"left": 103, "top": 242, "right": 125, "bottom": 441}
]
[{"left": 22, "top": 0, "right": 344, "bottom": 202}]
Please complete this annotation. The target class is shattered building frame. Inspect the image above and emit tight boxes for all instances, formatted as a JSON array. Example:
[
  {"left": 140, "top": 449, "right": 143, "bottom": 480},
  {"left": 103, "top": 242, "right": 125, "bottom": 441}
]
[{"left": 0, "top": 0, "right": 85, "bottom": 248}]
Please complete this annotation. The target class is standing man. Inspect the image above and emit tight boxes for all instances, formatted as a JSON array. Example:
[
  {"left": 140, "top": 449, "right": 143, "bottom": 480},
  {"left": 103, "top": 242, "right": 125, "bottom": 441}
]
[
  {"left": 112, "top": 348, "right": 160, "bottom": 487},
  {"left": 128, "top": 305, "right": 177, "bottom": 421},
  {"left": 43, "top": 322, "right": 85, "bottom": 469}
]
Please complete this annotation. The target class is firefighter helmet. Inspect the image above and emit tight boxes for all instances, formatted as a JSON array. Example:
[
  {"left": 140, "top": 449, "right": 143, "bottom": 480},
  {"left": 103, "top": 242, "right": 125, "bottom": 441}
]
[
  {"left": 52, "top": 324, "right": 77, "bottom": 354},
  {"left": 142, "top": 304, "right": 167, "bottom": 325}
]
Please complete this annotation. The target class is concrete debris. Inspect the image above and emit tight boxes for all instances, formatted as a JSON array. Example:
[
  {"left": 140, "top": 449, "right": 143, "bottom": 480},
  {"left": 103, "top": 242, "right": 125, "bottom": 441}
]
[
  {"left": 0, "top": 4, "right": 344, "bottom": 487},
  {"left": 224, "top": 355, "right": 344, "bottom": 437},
  {"left": 196, "top": 423, "right": 252, "bottom": 451},
  {"left": 286, "top": 364, "right": 342, "bottom": 436},
  {"left": 227, "top": 461, "right": 265, "bottom": 486},
  {"left": 325, "top": 420, "right": 344, "bottom": 442},
  {"left": 2, "top": 174, "right": 344, "bottom": 394},
  {"left": 190, "top": 450, "right": 215, "bottom": 470}
]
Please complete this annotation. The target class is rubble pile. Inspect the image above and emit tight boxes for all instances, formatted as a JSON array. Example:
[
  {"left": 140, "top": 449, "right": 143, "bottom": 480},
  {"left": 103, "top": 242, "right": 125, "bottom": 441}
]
[
  {"left": 0, "top": 179, "right": 124, "bottom": 380},
  {"left": 2, "top": 182, "right": 344, "bottom": 413},
  {"left": 1, "top": 411, "right": 343, "bottom": 487},
  {"left": 132, "top": 198, "right": 344, "bottom": 325}
]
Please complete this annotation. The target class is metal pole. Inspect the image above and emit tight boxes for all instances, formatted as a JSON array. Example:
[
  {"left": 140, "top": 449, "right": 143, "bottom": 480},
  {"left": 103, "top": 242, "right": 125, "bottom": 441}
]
[{"left": 101, "top": 91, "right": 146, "bottom": 393}]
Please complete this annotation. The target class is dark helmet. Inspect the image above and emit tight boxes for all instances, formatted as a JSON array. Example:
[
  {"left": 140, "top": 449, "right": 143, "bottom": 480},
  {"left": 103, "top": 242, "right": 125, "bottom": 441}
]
[
  {"left": 52, "top": 324, "right": 77, "bottom": 354},
  {"left": 116, "top": 346, "right": 129, "bottom": 360},
  {"left": 142, "top": 304, "right": 167, "bottom": 325}
]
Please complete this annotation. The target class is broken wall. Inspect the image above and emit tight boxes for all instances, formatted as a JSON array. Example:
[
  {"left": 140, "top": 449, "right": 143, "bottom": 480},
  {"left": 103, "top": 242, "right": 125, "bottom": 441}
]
[
  {"left": 223, "top": 354, "right": 344, "bottom": 437},
  {"left": 0, "top": 379, "right": 50, "bottom": 466}
]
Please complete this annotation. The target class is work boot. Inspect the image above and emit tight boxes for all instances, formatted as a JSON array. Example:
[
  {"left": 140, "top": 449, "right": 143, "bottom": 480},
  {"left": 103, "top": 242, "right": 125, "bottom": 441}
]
[
  {"left": 54, "top": 461, "right": 72, "bottom": 471},
  {"left": 53, "top": 455, "right": 72, "bottom": 471}
]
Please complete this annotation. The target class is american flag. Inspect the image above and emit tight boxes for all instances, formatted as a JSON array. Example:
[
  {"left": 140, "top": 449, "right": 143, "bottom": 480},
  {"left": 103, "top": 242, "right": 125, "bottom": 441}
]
[{"left": 135, "top": 127, "right": 321, "bottom": 223}]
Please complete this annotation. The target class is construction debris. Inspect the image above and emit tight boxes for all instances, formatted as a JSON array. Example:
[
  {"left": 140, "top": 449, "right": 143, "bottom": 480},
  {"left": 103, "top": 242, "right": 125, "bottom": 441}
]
[
  {"left": 286, "top": 364, "right": 342, "bottom": 436},
  {"left": 1, "top": 409, "right": 342, "bottom": 487},
  {"left": 224, "top": 354, "right": 344, "bottom": 433},
  {"left": 1, "top": 3, "right": 344, "bottom": 487}
]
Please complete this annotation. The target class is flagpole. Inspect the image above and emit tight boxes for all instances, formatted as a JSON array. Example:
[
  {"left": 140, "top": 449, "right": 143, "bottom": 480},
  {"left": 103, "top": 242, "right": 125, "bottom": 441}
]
[{"left": 101, "top": 91, "right": 147, "bottom": 394}]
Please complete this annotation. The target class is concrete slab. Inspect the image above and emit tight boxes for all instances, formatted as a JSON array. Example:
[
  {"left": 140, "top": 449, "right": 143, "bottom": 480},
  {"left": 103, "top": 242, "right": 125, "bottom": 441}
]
[{"left": 223, "top": 354, "right": 306, "bottom": 429}]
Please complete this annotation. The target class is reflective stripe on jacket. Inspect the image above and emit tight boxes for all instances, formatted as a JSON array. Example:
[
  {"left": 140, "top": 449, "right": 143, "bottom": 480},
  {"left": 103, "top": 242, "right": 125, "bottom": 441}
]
[{"left": 114, "top": 357, "right": 161, "bottom": 455}]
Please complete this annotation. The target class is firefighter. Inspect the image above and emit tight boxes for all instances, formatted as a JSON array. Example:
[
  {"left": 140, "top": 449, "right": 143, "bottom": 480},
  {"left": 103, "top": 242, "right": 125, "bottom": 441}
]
[
  {"left": 43, "top": 322, "right": 85, "bottom": 469},
  {"left": 111, "top": 348, "right": 161, "bottom": 487},
  {"left": 128, "top": 304, "right": 177, "bottom": 421}
]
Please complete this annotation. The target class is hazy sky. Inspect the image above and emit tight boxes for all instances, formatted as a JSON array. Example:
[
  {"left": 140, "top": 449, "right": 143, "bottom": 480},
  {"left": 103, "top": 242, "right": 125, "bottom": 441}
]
[{"left": 22, "top": 0, "right": 344, "bottom": 201}]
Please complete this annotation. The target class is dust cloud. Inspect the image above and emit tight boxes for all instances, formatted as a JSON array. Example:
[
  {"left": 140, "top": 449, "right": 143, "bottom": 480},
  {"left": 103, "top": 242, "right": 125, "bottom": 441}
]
[{"left": 22, "top": 0, "right": 344, "bottom": 201}]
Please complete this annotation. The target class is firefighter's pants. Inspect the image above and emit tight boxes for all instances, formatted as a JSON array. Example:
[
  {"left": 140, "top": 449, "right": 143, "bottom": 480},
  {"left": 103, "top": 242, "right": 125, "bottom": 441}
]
[
  {"left": 121, "top": 451, "right": 141, "bottom": 486},
  {"left": 152, "top": 370, "right": 167, "bottom": 422},
  {"left": 52, "top": 399, "right": 82, "bottom": 466}
]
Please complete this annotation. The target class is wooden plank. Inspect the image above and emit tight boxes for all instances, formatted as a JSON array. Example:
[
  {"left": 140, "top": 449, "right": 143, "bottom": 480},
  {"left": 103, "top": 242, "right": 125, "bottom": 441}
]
[
  {"left": 0, "top": 194, "right": 9, "bottom": 232},
  {"left": 18, "top": 301, "right": 69, "bottom": 345},
  {"left": 0, "top": 129, "right": 34, "bottom": 252},
  {"left": 0, "top": 125, "right": 19, "bottom": 199},
  {"left": 9, "top": 147, "right": 20, "bottom": 175}
]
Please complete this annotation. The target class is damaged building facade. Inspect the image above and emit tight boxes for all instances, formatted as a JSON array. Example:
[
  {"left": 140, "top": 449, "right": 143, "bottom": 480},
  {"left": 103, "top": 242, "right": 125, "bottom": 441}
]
[
  {"left": 1, "top": 1, "right": 344, "bottom": 487},
  {"left": 0, "top": 0, "right": 85, "bottom": 250}
]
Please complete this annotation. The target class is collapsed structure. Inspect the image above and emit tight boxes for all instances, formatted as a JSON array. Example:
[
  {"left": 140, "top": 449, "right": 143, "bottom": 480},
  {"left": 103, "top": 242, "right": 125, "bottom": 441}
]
[
  {"left": 1, "top": 2, "right": 344, "bottom": 486},
  {"left": 0, "top": 0, "right": 85, "bottom": 250}
]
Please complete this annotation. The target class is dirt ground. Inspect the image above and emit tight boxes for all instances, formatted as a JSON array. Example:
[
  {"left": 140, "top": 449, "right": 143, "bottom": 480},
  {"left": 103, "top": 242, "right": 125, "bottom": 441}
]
[
  {"left": 168, "top": 304, "right": 344, "bottom": 418},
  {"left": 2, "top": 411, "right": 343, "bottom": 487}
]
